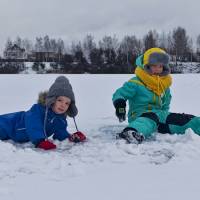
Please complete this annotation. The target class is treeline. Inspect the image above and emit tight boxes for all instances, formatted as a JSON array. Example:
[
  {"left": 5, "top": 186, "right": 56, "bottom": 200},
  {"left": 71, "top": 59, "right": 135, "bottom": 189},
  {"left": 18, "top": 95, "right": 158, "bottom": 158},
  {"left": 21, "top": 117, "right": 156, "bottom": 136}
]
[{"left": 2, "top": 26, "right": 200, "bottom": 74}]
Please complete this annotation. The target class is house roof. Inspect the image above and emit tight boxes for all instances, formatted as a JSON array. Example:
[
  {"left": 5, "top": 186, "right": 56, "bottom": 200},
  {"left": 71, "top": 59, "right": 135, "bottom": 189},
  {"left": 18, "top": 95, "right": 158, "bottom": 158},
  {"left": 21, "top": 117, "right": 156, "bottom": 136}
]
[{"left": 6, "top": 44, "right": 25, "bottom": 52}]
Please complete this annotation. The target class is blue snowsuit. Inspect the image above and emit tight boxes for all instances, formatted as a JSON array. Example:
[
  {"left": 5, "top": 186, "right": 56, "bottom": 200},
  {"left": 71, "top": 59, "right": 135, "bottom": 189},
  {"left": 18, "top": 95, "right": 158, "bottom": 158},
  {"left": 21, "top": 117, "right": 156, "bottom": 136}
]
[{"left": 0, "top": 103, "right": 70, "bottom": 145}]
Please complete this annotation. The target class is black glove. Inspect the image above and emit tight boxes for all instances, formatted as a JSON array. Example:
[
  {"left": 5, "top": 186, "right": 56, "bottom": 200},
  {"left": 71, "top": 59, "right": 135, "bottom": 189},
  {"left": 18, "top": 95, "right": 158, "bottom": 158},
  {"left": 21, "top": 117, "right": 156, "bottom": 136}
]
[{"left": 113, "top": 99, "right": 126, "bottom": 122}]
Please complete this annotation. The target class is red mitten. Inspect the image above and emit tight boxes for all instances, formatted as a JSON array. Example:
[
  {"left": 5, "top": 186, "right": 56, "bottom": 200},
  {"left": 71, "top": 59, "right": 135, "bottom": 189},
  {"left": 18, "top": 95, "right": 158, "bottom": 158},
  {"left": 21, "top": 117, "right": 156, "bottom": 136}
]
[
  {"left": 69, "top": 131, "right": 86, "bottom": 143},
  {"left": 37, "top": 140, "right": 57, "bottom": 150}
]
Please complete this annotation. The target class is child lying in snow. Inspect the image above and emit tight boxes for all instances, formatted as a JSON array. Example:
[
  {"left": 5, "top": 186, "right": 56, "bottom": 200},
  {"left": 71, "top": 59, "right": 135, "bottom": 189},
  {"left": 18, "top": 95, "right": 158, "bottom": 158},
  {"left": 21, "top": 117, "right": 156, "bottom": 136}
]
[
  {"left": 113, "top": 47, "right": 200, "bottom": 143},
  {"left": 0, "top": 76, "right": 86, "bottom": 150}
]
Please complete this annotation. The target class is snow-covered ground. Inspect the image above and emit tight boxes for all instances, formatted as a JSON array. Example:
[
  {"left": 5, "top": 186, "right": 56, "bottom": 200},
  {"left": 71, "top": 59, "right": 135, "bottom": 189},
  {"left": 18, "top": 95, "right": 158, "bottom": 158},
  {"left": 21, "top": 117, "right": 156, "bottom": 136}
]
[
  {"left": 177, "top": 62, "right": 200, "bottom": 73},
  {"left": 0, "top": 74, "right": 200, "bottom": 200},
  {"left": 18, "top": 61, "right": 200, "bottom": 74},
  {"left": 21, "top": 62, "right": 53, "bottom": 74}
]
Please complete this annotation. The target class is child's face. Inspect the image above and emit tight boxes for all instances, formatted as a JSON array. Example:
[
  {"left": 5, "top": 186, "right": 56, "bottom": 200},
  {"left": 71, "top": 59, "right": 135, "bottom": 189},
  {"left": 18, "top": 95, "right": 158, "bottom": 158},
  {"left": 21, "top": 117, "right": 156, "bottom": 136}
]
[
  {"left": 149, "top": 64, "right": 164, "bottom": 75},
  {"left": 52, "top": 96, "right": 71, "bottom": 114}
]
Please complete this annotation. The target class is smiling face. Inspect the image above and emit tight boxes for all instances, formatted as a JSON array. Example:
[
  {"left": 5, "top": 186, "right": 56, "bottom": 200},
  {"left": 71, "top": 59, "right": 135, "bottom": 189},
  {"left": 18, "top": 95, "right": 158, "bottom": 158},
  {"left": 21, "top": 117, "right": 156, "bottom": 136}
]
[
  {"left": 52, "top": 96, "right": 71, "bottom": 114},
  {"left": 149, "top": 64, "right": 164, "bottom": 75}
]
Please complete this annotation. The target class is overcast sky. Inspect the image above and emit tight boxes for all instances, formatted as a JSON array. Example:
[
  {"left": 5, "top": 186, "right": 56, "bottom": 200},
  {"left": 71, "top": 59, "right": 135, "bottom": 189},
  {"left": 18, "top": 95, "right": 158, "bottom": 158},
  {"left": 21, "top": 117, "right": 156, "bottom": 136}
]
[{"left": 0, "top": 0, "right": 200, "bottom": 52}]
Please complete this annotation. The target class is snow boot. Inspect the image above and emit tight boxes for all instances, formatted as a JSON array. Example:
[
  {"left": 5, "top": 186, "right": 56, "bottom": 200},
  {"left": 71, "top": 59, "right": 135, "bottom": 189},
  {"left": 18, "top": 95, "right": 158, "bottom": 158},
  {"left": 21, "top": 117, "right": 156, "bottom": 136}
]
[{"left": 117, "top": 127, "right": 144, "bottom": 144}]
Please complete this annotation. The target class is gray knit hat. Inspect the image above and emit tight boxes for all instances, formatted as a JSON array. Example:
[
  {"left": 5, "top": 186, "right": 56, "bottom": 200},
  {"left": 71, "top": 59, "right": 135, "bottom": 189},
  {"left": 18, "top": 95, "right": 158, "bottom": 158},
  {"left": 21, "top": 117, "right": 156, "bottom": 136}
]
[{"left": 46, "top": 76, "right": 78, "bottom": 117}]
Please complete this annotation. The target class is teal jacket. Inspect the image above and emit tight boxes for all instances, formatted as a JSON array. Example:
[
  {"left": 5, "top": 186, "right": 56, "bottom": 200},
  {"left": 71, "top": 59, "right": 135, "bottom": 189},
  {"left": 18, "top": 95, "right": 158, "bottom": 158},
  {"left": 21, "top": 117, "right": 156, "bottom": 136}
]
[{"left": 112, "top": 76, "right": 172, "bottom": 123}]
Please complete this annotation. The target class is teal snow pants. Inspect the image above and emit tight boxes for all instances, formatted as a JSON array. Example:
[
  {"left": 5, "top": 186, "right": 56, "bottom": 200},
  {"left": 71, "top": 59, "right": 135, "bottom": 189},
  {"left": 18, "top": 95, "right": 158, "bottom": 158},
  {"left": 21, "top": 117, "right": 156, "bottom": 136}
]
[{"left": 128, "top": 112, "right": 200, "bottom": 138}]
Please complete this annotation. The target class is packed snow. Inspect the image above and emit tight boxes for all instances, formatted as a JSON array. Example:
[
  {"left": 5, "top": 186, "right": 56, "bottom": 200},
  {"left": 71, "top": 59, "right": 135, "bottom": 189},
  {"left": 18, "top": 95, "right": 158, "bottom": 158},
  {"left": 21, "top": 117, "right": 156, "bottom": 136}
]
[{"left": 0, "top": 74, "right": 200, "bottom": 200}]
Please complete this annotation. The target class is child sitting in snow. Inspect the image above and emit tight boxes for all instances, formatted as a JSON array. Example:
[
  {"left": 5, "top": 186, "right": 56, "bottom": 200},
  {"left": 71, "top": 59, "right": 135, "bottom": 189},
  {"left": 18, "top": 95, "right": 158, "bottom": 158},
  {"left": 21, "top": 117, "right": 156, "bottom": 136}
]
[
  {"left": 112, "top": 47, "right": 200, "bottom": 143},
  {"left": 0, "top": 76, "right": 86, "bottom": 150}
]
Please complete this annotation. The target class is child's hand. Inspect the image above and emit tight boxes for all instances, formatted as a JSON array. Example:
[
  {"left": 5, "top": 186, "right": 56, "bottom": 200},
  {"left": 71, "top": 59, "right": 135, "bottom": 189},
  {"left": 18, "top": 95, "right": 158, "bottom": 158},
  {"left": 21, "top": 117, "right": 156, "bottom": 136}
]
[
  {"left": 113, "top": 99, "right": 126, "bottom": 122},
  {"left": 37, "top": 140, "right": 57, "bottom": 150},
  {"left": 69, "top": 131, "right": 86, "bottom": 143}
]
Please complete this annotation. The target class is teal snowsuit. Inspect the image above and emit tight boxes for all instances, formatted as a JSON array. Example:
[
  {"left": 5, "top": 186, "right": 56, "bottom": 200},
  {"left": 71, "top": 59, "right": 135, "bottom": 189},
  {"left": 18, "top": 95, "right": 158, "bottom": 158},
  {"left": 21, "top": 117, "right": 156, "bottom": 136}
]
[{"left": 112, "top": 76, "right": 200, "bottom": 139}]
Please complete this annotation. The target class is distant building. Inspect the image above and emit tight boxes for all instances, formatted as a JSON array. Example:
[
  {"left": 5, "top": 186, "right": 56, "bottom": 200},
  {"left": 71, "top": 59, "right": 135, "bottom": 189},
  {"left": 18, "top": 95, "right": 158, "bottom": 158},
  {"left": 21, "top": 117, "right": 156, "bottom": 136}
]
[
  {"left": 3, "top": 44, "right": 26, "bottom": 59},
  {"left": 27, "top": 51, "right": 63, "bottom": 62}
]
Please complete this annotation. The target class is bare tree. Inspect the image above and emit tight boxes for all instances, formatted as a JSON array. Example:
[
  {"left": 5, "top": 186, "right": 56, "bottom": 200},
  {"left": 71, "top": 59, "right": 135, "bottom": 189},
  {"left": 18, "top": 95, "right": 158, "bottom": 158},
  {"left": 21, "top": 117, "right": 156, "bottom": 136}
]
[
  {"left": 70, "top": 41, "right": 86, "bottom": 64},
  {"left": 197, "top": 34, "right": 200, "bottom": 53},
  {"left": 43, "top": 35, "right": 51, "bottom": 52},
  {"left": 143, "top": 30, "right": 158, "bottom": 50},
  {"left": 99, "top": 35, "right": 119, "bottom": 51},
  {"left": 70, "top": 41, "right": 82, "bottom": 55},
  {"left": 119, "top": 35, "right": 143, "bottom": 71},
  {"left": 57, "top": 38, "right": 65, "bottom": 54},
  {"left": 4, "top": 38, "right": 13, "bottom": 50},
  {"left": 35, "top": 37, "right": 43, "bottom": 52},
  {"left": 120, "top": 35, "right": 143, "bottom": 55},
  {"left": 83, "top": 34, "right": 96, "bottom": 63},
  {"left": 99, "top": 35, "right": 119, "bottom": 65},
  {"left": 49, "top": 39, "right": 57, "bottom": 53},
  {"left": 172, "top": 27, "right": 189, "bottom": 61},
  {"left": 57, "top": 38, "right": 65, "bottom": 62},
  {"left": 14, "top": 36, "right": 22, "bottom": 48},
  {"left": 22, "top": 38, "right": 33, "bottom": 53},
  {"left": 158, "top": 32, "right": 169, "bottom": 50},
  {"left": 187, "top": 38, "right": 193, "bottom": 62}
]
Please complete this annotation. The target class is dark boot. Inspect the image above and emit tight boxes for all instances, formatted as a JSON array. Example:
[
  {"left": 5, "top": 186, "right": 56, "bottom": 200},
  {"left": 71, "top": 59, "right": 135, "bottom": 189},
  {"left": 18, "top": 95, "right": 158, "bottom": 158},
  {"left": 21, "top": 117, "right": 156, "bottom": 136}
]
[{"left": 118, "top": 127, "right": 144, "bottom": 144}]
